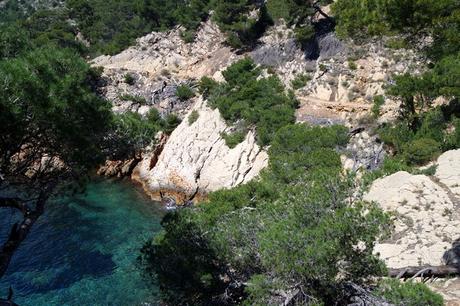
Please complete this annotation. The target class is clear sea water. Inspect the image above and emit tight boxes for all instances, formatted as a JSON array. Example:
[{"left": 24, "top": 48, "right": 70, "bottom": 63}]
[{"left": 0, "top": 179, "right": 164, "bottom": 306}]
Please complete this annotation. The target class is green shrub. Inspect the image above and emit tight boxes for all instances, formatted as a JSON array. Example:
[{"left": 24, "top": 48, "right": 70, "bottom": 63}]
[
  {"left": 145, "top": 124, "right": 391, "bottom": 305},
  {"left": 444, "top": 117, "right": 460, "bottom": 150},
  {"left": 180, "top": 30, "right": 195, "bottom": 43},
  {"left": 162, "top": 114, "right": 182, "bottom": 135},
  {"left": 124, "top": 73, "right": 136, "bottom": 85},
  {"left": 348, "top": 60, "right": 357, "bottom": 70},
  {"left": 208, "top": 58, "right": 297, "bottom": 146},
  {"left": 119, "top": 94, "right": 148, "bottom": 105},
  {"left": 176, "top": 84, "right": 195, "bottom": 101},
  {"left": 291, "top": 73, "right": 311, "bottom": 90},
  {"left": 362, "top": 157, "right": 413, "bottom": 189},
  {"left": 225, "top": 32, "right": 244, "bottom": 49},
  {"left": 111, "top": 109, "right": 166, "bottom": 157},
  {"left": 378, "top": 122, "right": 415, "bottom": 154},
  {"left": 371, "top": 95, "right": 385, "bottom": 118},
  {"left": 385, "top": 37, "right": 408, "bottom": 50},
  {"left": 266, "top": 0, "right": 290, "bottom": 21},
  {"left": 415, "top": 109, "right": 447, "bottom": 143},
  {"left": 198, "top": 76, "right": 218, "bottom": 98},
  {"left": 294, "top": 25, "right": 315, "bottom": 45},
  {"left": 375, "top": 279, "right": 443, "bottom": 306},
  {"left": 221, "top": 130, "right": 247, "bottom": 148},
  {"left": 188, "top": 110, "right": 199, "bottom": 125},
  {"left": 403, "top": 138, "right": 441, "bottom": 165}
]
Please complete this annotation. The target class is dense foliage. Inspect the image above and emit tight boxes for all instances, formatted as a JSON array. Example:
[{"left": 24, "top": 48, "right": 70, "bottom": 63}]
[
  {"left": 0, "top": 0, "right": 183, "bottom": 286},
  {"left": 1, "top": 0, "right": 339, "bottom": 56},
  {"left": 0, "top": 47, "right": 112, "bottom": 172},
  {"left": 141, "top": 124, "right": 392, "bottom": 305},
  {"left": 108, "top": 109, "right": 180, "bottom": 160},
  {"left": 375, "top": 279, "right": 444, "bottom": 306},
  {"left": 207, "top": 58, "right": 298, "bottom": 146}
]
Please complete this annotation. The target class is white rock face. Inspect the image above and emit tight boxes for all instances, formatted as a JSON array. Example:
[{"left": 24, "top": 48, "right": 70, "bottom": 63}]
[
  {"left": 365, "top": 151, "right": 460, "bottom": 269},
  {"left": 132, "top": 98, "right": 268, "bottom": 202},
  {"left": 92, "top": 20, "right": 236, "bottom": 80},
  {"left": 436, "top": 149, "right": 460, "bottom": 197}
]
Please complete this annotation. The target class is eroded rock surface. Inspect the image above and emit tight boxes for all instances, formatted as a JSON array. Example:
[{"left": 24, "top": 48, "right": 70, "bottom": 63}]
[
  {"left": 436, "top": 149, "right": 460, "bottom": 198},
  {"left": 342, "top": 130, "right": 385, "bottom": 171},
  {"left": 93, "top": 18, "right": 427, "bottom": 203},
  {"left": 365, "top": 150, "right": 460, "bottom": 269},
  {"left": 131, "top": 98, "right": 268, "bottom": 203}
]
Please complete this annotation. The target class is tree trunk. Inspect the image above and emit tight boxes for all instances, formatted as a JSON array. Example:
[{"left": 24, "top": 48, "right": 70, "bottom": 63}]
[{"left": 389, "top": 265, "right": 459, "bottom": 279}]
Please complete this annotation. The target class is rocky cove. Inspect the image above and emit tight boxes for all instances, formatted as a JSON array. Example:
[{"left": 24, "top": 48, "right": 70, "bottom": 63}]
[
  {"left": 90, "top": 16, "right": 460, "bottom": 303},
  {"left": 1, "top": 1, "right": 460, "bottom": 304}
]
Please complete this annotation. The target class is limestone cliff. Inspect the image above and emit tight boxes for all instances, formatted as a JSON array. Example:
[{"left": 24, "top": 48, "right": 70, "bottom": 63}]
[
  {"left": 93, "top": 17, "right": 424, "bottom": 202},
  {"left": 131, "top": 98, "right": 268, "bottom": 203}
]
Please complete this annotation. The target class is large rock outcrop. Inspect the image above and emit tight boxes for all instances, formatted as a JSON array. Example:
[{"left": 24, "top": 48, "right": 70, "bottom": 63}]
[
  {"left": 365, "top": 150, "right": 460, "bottom": 303},
  {"left": 365, "top": 150, "right": 460, "bottom": 268},
  {"left": 131, "top": 98, "right": 268, "bottom": 203},
  {"left": 365, "top": 150, "right": 460, "bottom": 269}
]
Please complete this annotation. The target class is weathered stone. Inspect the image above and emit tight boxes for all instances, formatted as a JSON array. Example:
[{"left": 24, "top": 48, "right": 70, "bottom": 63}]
[
  {"left": 436, "top": 149, "right": 460, "bottom": 197},
  {"left": 131, "top": 98, "right": 268, "bottom": 203},
  {"left": 365, "top": 150, "right": 460, "bottom": 275}
]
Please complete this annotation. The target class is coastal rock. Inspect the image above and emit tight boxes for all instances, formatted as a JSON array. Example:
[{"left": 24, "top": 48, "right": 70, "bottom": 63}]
[
  {"left": 365, "top": 150, "right": 460, "bottom": 270},
  {"left": 93, "top": 19, "right": 416, "bottom": 127},
  {"left": 97, "top": 158, "right": 138, "bottom": 178},
  {"left": 131, "top": 98, "right": 269, "bottom": 203}
]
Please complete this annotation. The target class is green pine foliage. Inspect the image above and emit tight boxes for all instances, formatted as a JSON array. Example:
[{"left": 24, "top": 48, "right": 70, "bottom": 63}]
[
  {"left": 207, "top": 58, "right": 298, "bottom": 146},
  {"left": 0, "top": 46, "right": 113, "bottom": 170},
  {"left": 291, "top": 73, "right": 312, "bottom": 90},
  {"left": 175, "top": 84, "right": 195, "bottom": 101},
  {"left": 221, "top": 130, "right": 247, "bottom": 148},
  {"left": 371, "top": 95, "right": 385, "bottom": 118},
  {"left": 375, "top": 279, "right": 443, "bottom": 306}
]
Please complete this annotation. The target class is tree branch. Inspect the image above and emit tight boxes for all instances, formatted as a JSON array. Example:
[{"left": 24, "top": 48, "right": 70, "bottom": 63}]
[
  {"left": 313, "top": 1, "right": 332, "bottom": 20},
  {"left": 0, "top": 198, "right": 30, "bottom": 214},
  {"left": 0, "top": 187, "right": 53, "bottom": 279},
  {"left": 389, "top": 265, "right": 459, "bottom": 279}
]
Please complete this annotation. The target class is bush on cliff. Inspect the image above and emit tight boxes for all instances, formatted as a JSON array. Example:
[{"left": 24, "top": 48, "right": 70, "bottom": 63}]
[
  {"left": 207, "top": 58, "right": 298, "bottom": 147},
  {"left": 333, "top": 0, "right": 460, "bottom": 167}
]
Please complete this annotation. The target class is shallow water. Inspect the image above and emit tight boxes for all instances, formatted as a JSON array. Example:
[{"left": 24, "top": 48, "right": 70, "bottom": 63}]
[{"left": 0, "top": 179, "right": 164, "bottom": 306}]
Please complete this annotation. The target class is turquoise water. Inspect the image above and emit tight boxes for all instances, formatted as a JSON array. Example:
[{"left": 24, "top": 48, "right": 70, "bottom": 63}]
[{"left": 0, "top": 179, "right": 164, "bottom": 306}]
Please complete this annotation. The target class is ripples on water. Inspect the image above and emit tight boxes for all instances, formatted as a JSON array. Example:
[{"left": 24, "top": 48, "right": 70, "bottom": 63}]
[{"left": 0, "top": 179, "right": 164, "bottom": 306}]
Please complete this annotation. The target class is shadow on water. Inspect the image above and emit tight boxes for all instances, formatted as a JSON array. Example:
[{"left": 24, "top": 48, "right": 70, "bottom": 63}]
[{"left": 0, "top": 179, "right": 164, "bottom": 305}]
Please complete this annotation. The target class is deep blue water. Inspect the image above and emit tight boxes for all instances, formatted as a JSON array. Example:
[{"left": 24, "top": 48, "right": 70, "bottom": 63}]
[{"left": 0, "top": 179, "right": 164, "bottom": 306}]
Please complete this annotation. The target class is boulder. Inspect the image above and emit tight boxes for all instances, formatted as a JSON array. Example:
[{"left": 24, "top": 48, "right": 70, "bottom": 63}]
[
  {"left": 365, "top": 150, "right": 460, "bottom": 269},
  {"left": 131, "top": 98, "right": 268, "bottom": 203}
]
